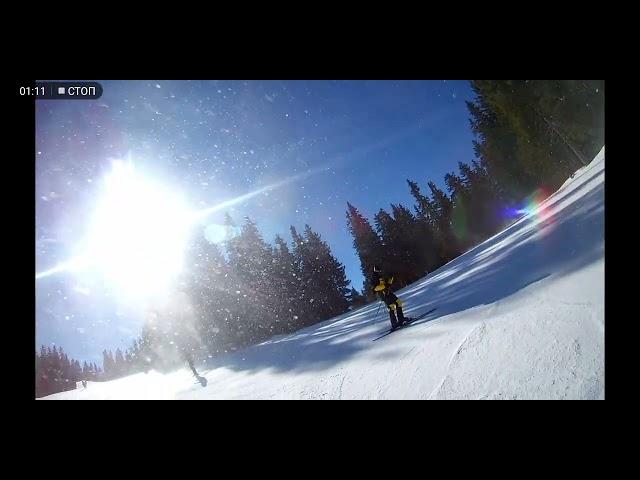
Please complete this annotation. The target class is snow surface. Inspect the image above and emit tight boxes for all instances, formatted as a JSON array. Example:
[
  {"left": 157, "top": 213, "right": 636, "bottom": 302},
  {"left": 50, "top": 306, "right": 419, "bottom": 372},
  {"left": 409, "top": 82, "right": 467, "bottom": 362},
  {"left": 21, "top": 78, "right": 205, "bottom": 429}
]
[{"left": 42, "top": 147, "right": 605, "bottom": 400}]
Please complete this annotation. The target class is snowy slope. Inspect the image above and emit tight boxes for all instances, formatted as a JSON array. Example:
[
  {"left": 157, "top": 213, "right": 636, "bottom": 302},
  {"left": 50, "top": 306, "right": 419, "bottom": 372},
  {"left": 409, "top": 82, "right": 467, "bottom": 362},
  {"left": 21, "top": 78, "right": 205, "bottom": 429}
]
[{"left": 42, "top": 147, "right": 605, "bottom": 400}]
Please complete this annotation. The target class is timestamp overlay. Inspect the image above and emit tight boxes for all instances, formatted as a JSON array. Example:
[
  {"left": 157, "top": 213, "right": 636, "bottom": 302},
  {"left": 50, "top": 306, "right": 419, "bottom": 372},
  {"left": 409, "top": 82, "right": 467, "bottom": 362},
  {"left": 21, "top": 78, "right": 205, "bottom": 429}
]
[{"left": 19, "top": 81, "right": 103, "bottom": 100}]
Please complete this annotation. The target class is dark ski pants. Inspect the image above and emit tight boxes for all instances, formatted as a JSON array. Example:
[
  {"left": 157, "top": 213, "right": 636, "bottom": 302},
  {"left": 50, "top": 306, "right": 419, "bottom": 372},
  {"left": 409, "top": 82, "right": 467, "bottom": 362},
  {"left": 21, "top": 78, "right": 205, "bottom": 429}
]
[{"left": 383, "top": 292, "right": 406, "bottom": 327}]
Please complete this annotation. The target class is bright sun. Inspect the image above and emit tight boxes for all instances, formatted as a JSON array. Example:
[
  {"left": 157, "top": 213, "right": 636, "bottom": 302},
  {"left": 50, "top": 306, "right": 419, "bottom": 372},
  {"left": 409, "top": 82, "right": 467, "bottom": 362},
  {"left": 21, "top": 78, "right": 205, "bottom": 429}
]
[
  {"left": 81, "top": 160, "right": 194, "bottom": 300},
  {"left": 36, "top": 155, "right": 309, "bottom": 297}
]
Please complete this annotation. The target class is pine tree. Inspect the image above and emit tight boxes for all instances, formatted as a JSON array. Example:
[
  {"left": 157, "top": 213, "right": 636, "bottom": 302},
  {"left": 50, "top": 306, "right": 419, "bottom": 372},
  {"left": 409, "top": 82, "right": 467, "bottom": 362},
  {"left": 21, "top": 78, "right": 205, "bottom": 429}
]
[
  {"left": 407, "top": 180, "right": 436, "bottom": 224},
  {"left": 373, "top": 208, "right": 398, "bottom": 277},
  {"left": 467, "top": 81, "right": 533, "bottom": 201},
  {"left": 115, "top": 349, "right": 125, "bottom": 378},
  {"left": 35, "top": 345, "right": 84, "bottom": 397},
  {"left": 36, "top": 347, "right": 52, "bottom": 398},
  {"left": 345, "top": 202, "right": 384, "bottom": 296},
  {"left": 467, "top": 80, "right": 604, "bottom": 200},
  {"left": 225, "top": 216, "right": 277, "bottom": 345},
  {"left": 128, "top": 340, "right": 140, "bottom": 372},
  {"left": 289, "top": 225, "right": 313, "bottom": 328},
  {"left": 271, "top": 234, "right": 303, "bottom": 333},
  {"left": 299, "top": 224, "right": 350, "bottom": 323},
  {"left": 50, "top": 346, "right": 62, "bottom": 392},
  {"left": 467, "top": 160, "right": 505, "bottom": 239},
  {"left": 427, "top": 181, "right": 460, "bottom": 264},
  {"left": 102, "top": 350, "right": 116, "bottom": 380},
  {"left": 374, "top": 204, "right": 432, "bottom": 287},
  {"left": 391, "top": 204, "right": 430, "bottom": 283},
  {"left": 406, "top": 180, "right": 440, "bottom": 273},
  {"left": 347, "top": 287, "right": 367, "bottom": 308},
  {"left": 71, "top": 360, "right": 82, "bottom": 382},
  {"left": 445, "top": 171, "right": 475, "bottom": 251},
  {"left": 185, "top": 228, "right": 237, "bottom": 354}
]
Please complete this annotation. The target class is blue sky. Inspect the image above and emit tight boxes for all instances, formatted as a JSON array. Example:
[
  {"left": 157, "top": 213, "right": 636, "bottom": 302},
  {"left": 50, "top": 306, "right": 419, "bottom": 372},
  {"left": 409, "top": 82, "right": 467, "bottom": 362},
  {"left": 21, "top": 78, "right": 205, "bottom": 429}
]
[{"left": 36, "top": 80, "right": 477, "bottom": 363}]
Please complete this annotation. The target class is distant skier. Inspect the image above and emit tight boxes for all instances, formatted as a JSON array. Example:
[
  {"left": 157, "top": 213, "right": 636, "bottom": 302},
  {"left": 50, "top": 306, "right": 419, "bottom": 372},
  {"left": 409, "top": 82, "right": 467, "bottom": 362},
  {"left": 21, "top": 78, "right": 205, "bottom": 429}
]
[
  {"left": 184, "top": 350, "right": 208, "bottom": 388},
  {"left": 147, "top": 303, "right": 208, "bottom": 388},
  {"left": 371, "top": 265, "right": 407, "bottom": 329}
]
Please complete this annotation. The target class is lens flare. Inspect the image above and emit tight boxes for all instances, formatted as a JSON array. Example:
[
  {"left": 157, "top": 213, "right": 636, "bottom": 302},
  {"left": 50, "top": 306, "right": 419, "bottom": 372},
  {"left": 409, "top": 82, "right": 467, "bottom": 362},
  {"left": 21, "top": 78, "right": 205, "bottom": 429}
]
[{"left": 35, "top": 156, "right": 336, "bottom": 299}]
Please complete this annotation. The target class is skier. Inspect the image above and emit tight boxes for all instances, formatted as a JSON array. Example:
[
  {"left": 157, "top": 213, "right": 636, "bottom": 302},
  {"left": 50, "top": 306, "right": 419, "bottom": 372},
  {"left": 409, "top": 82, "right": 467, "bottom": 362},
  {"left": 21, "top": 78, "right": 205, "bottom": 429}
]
[
  {"left": 371, "top": 265, "right": 407, "bottom": 329},
  {"left": 147, "top": 301, "right": 208, "bottom": 388},
  {"left": 183, "top": 349, "right": 207, "bottom": 387}
]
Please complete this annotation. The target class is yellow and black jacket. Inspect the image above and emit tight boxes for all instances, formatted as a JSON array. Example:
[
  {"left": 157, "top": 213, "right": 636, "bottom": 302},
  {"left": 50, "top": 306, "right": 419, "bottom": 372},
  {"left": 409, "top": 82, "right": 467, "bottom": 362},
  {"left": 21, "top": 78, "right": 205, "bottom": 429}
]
[{"left": 372, "top": 274, "right": 395, "bottom": 300}]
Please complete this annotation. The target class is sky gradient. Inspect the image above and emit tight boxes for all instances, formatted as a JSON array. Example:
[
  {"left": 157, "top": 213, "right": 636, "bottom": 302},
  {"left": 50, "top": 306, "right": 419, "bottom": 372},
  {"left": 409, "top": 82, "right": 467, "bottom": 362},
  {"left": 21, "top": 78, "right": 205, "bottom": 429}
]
[{"left": 36, "top": 80, "right": 477, "bottom": 363}]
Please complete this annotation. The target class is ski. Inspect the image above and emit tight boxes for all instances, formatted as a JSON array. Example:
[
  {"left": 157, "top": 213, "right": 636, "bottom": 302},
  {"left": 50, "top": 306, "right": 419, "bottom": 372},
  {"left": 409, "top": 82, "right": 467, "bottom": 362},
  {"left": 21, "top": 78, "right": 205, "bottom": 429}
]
[{"left": 372, "top": 307, "right": 437, "bottom": 341}]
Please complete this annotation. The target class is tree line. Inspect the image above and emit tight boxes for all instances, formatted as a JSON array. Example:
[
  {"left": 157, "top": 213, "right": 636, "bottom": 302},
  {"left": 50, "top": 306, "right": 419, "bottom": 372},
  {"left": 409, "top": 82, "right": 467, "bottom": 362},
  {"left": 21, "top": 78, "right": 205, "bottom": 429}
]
[
  {"left": 347, "top": 80, "right": 604, "bottom": 297},
  {"left": 36, "top": 345, "right": 101, "bottom": 397}
]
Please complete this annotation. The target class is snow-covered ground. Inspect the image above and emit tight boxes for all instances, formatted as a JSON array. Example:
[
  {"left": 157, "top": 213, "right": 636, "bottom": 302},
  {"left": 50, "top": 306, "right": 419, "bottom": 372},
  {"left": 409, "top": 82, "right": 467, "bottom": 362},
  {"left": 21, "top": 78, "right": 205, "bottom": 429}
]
[{"left": 42, "top": 147, "right": 605, "bottom": 400}]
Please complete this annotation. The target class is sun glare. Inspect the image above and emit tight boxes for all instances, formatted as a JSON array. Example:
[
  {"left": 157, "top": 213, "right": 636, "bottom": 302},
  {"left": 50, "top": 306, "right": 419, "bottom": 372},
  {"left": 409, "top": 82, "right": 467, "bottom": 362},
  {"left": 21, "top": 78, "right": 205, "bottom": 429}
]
[{"left": 80, "top": 160, "right": 193, "bottom": 300}]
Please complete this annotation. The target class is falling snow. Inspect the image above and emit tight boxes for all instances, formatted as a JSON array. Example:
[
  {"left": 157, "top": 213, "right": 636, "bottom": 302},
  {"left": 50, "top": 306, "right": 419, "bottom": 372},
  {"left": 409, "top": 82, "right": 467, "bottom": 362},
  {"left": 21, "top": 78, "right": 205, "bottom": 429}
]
[{"left": 35, "top": 80, "right": 514, "bottom": 380}]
